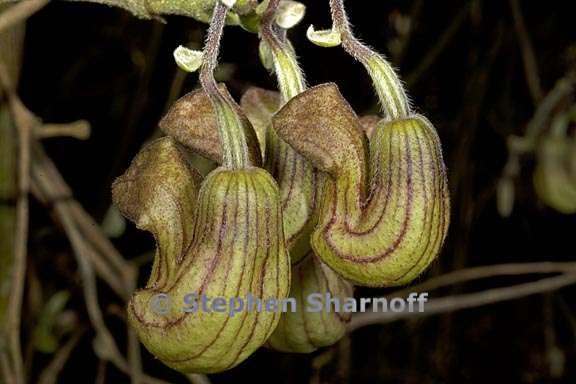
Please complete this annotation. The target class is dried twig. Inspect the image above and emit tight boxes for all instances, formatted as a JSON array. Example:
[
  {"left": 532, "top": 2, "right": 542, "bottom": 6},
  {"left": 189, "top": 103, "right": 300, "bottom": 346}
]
[
  {"left": 31, "top": 168, "right": 168, "bottom": 384},
  {"left": 31, "top": 147, "right": 146, "bottom": 383},
  {"left": 187, "top": 373, "right": 212, "bottom": 384},
  {"left": 34, "top": 166, "right": 127, "bottom": 370},
  {"left": 31, "top": 145, "right": 134, "bottom": 299},
  {"left": 95, "top": 359, "right": 107, "bottom": 384},
  {"left": 35, "top": 120, "right": 91, "bottom": 140},
  {"left": 499, "top": 77, "right": 574, "bottom": 203},
  {"left": 0, "top": 55, "right": 36, "bottom": 384},
  {"left": 68, "top": 203, "right": 136, "bottom": 294},
  {"left": 393, "top": 261, "right": 576, "bottom": 298},
  {"left": 405, "top": 4, "right": 468, "bottom": 86},
  {"left": 509, "top": 0, "right": 543, "bottom": 104},
  {"left": 0, "top": 0, "right": 49, "bottom": 34},
  {"left": 127, "top": 324, "right": 143, "bottom": 384},
  {"left": 0, "top": 351, "right": 14, "bottom": 383},
  {"left": 1, "top": 58, "right": 167, "bottom": 381},
  {"left": 37, "top": 328, "right": 86, "bottom": 384},
  {"left": 523, "top": 77, "right": 573, "bottom": 140},
  {"left": 310, "top": 348, "right": 336, "bottom": 384},
  {"left": 350, "top": 269, "right": 576, "bottom": 331},
  {"left": 394, "top": 0, "right": 424, "bottom": 65},
  {"left": 0, "top": 19, "right": 24, "bottom": 384},
  {"left": 556, "top": 296, "right": 576, "bottom": 342}
]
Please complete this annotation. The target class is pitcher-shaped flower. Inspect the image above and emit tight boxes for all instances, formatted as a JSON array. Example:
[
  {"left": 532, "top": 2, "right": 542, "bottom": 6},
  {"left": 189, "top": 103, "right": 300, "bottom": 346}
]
[
  {"left": 272, "top": 83, "right": 450, "bottom": 287},
  {"left": 113, "top": 137, "right": 290, "bottom": 373}
]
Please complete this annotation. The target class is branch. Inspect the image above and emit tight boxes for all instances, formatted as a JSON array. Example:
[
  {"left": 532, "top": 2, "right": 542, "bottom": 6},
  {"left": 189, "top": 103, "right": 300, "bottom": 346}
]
[
  {"left": 0, "top": 0, "right": 49, "bottom": 34},
  {"left": 393, "top": 261, "right": 576, "bottom": 298},
  {"left": 187, "top": 373, "right": 212, "bottom": 384},
  {"left": 37, "top": 328, "right": 86, "bottom": 384},
  {"left": 1, "top": 0, "right": 244, "bottom": 23},
  {"left": 405, "top": 5, "right": 468, "bottom": 86},
  {"left": 31, "top": 144, "right": 135, "bottom": 299},
  {"left": 350, "top": 264, "right": 576, "bottom": 332},
  {"left": 509, "top": 0, "right": 543, "bottom": 104},
  {"left": 0, "top": 53, "right": 37, "bottom": 384},
  {"left": 30, "top": 160, "right": 166, "bottom": 383}
]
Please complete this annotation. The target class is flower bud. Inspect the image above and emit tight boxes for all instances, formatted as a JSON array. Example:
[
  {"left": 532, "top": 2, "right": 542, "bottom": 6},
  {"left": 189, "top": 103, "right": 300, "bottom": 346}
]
[
  {"left": 275, "top": 1, "right": 306, "bottom": 29},
  {"left": 273, "top": 83, "right": 450, "bottom": 287},
  {"left": 306, "top": 26, "right": 342, "bottom": 47},
  {"left": 267, "top": 253, "right": 352, "bottom": 353},
  {"left": 173, "top": 46, "right": 203, "bottom": 73}
]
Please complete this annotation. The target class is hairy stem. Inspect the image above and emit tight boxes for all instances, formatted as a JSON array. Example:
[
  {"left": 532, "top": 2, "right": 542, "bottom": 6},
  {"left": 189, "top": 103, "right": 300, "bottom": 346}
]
[
  {"left": 259, "top": 0, "right": 318, "bottom": 258},
  {"left": 200, "top": 1, "right": 250, "bottom": 169},
  {"left": 261, "top": 0, "right": 306, "bottom": 101},
  {"left": 329, "top": 0, "right": 410, "bottom": 120}
]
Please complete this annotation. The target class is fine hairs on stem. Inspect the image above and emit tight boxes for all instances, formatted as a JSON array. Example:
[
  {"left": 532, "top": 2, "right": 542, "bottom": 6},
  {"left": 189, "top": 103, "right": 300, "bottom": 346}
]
[
  {"left": 329, "top": 0, "right": 411, "bottom": 120},
  {"left": 261, "top": 0, "right": 306, "bottom": 101},
  {"left": 200, "top": 1, "right": 250, "bottom": 169}
]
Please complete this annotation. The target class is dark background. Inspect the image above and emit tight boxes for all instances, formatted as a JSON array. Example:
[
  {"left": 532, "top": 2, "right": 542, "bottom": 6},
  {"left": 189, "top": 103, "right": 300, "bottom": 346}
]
[{"left": 17, "top": 0, "right": 576, "bottom": 382}]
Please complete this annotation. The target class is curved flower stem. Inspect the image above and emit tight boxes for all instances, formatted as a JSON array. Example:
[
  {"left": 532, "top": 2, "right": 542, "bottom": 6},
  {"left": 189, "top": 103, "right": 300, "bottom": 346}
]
[
  {"left": 259, "top": 0, "right": 318, "bottom": 258},
  {"left": 261, "top": 0, "right": 306, "bottom": 101},
  {"left": 200, "top": 1, "right": 250, "bottom": 169},
  {"left": 329, "top": 0, "right": 411, "bottom": 120}
]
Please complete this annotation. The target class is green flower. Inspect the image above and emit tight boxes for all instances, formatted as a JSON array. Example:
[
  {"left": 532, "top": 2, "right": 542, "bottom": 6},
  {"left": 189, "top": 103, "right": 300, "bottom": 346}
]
[{"left": 273, "top": 83, "right": 450, "bottom": 286}]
